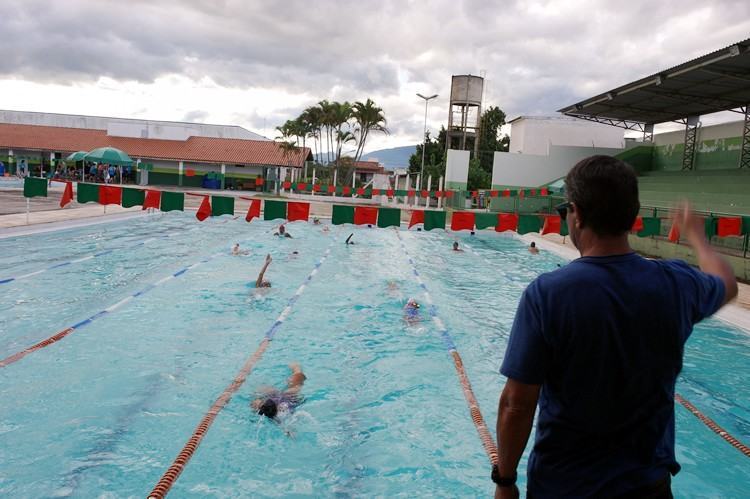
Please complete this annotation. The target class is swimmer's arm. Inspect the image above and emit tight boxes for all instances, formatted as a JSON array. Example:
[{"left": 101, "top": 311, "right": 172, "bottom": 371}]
[
  {"left": 255, "top": 256, "right": 271, "bottom": 288},
  {"left": 496, "top": 378, "right": 540, "bottom": 486}
]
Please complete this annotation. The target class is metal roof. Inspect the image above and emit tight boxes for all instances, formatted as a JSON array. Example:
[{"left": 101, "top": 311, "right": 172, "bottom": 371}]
[{"left": 558, "top": 39, "right": 750, "bottom": 129}]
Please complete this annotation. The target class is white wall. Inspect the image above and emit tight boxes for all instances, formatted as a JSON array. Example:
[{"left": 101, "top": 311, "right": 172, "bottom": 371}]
[
  {"left": 509, "top": 116, "right": 625, "bottom": 155},
  {"left": 653, "top": 120, "right": 744, "bottom": 146},
  {"left": 492, "top": 144, "right": 625, "bottom": 187},
  {"left": 445, "top": 149, "right": 470, "bottom": 186}
]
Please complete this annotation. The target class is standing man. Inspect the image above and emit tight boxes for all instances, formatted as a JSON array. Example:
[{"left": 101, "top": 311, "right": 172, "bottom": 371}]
[{"left": 494, "top": 155, "right": 737, "bottom": 498}]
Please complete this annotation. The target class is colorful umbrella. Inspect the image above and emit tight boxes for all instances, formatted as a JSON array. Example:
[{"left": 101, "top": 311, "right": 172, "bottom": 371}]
[{"left": 84, "top": 147, "right": 133, "bottom": 166}]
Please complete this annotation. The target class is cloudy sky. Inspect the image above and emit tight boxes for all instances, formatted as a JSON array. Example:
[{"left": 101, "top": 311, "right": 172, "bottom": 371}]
[{"left": 1, "top": 0, "right": 748, "bottom": 152}]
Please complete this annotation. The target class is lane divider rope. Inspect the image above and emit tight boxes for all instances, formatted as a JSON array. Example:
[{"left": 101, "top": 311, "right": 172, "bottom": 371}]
[
  {"left": 0, "top": 225, "right": 199, "bottom": 285},
  {"left": 0, "top": 253, "right": 222, "bottom": 368},
  {"left": 396, "top": 230, "right": 499, "bottom": 465},
  {"left": 147, "top": 239, "right": 336, "bottom": 499},
  {"left": 675, "top": 393, "right": 750, "bottom": 458}
]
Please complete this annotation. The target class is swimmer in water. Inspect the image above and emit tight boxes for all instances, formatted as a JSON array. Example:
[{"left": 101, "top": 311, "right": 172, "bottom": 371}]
[
  {"left": 403, "top": 298, "right": 422, "bottom": 324},
  {"left": 313, "top": 217, "right": 321, "bottom": 225},
  {"left": 274, "top": 224, "right": 293, "bottom": 238},
  {"left": 232, "top": 243, "right": 249, "bottom": 256},
  {"left": 452, "top": 241, "right": 464, "bottom": 252},
  {"left": 255, "top": 254, "right": 272, "bottom": 288},
  {"left": 528, "top": 241, "right": 539, "bottom": 254},
  {"left": 251, "top": 363, "right": 307, "bottom": 422},
  {"left": 345, "top": 233, "right": 355, "bottom": 245}
]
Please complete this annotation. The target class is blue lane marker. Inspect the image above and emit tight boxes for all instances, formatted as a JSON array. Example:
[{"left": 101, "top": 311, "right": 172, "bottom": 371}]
[
  {"left": 173, "top": 268, "right": 188, "bottom": 277},
  {"left": 0, "top": 278, "right": 14, "bottom": 284},
  {"left": 49, "top": 261, "right": 72, "bottom": 269}
]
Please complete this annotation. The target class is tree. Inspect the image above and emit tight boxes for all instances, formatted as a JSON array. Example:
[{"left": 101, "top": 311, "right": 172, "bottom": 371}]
[
  {"left": 408, "top": 127, "right": 447, "bottom": 188},
  {"left": 477, "top": 106, "right": 509, "bottom": 172},
  {"left": 352, "top": 98, "right": 388, "bottom": 163}
]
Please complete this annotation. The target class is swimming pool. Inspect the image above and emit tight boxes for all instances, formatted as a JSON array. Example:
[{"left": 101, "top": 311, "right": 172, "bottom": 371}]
[{"left": 0, "top": 212, "right": 748, "bottom": 497}]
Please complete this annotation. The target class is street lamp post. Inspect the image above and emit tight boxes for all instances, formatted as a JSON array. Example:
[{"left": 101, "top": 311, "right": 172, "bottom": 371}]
[{"left": 416, "top": 93, "right": 438, "bottom": 193}]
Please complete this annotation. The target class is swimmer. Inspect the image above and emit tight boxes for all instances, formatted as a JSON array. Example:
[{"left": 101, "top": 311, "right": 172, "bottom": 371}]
[
  {"left": 452, "top": 241, "right": 464, "bottom": 252},
  {"left": 313, "top": 217, "right": 321, "bottom": 225},
  {"left": 232, "top": 243, "right": 249, "bottom": 256},
  {"left": 274, "top": 224, "right": 293, "bottom": 238},
  {"left": 251, "top": 363, "right": 307, "bottom": 422},
  {"left": 255, "top": 254, "right": 272, "bottom": 288},
  {"left": 528, "top": 241, "right": 539, "bottom": 254},
  {"left": 345, "top": 233, "right": 355, "bottom": 245},
  {"left": 322, "top": 225, "right": 330, "bottom": 233},
  {"left": 403, "top": 298, "right": 422, "bottom": 324}
]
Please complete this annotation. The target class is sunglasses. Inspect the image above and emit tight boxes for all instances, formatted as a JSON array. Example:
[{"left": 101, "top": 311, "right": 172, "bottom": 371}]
[{"left": 555, "top": 202, "right": 572, "bottom": 219}]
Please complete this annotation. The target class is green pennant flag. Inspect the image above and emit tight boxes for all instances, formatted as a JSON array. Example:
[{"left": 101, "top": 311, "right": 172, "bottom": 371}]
[
  {"left": 377, "top": 207, "right": 401, "bottom": 228},
  {"left": 211, "top": 195, "right": 234, "bottom": 217},
  {"left": 424, "top": 210, "right": 446, "bottom": 231},
  {"left": 560, "top": 219, "right": 569, "bottom": 236},
  {"left": 364, "top": 188, "right": 372, "bottom": 197},
  {"left": 637, "top": 217, "right": 661, "bottom": 237},
  {"left": 121, "top": 187, "right": 145, "bottom": 208},
  {"left": 264, "top": 199, "right": 287, "bottom": 220},
  {"left": 76, "top": 182, "right": 99, "bottom": 204},
  {"left": 332, "top": 204, "right": 355, "bottom": 225},
  {"left": 395, "top": 189, "right": 407, "bottom": 197},
  {"left": 509, "top": 189, "right": 518, "bottom": 197},
  {"left": 742, "top": 216, "right": 750, "bottom": 235},
  {"left": 23, "top": 177, "right": 48, "bottom": 198},
  {"left": 160, "top": 191, "right": 185, "bottom": 212},
  {"left": 475, "top": 212, "right": 499, "bottom": 230},
  {"left": 704, "top": 216, "right": 717, "bottom": 240},
  {"left": 335, "top": 186, "right": 344, "bottom": 195},
  {"left": 517, "top": 215, "right": 542, "bottom": 234}
]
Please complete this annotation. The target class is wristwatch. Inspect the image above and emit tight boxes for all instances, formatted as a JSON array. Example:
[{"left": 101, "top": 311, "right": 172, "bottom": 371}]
[{"left": 491, "top": 465, "right": 517, "bottom": 487}]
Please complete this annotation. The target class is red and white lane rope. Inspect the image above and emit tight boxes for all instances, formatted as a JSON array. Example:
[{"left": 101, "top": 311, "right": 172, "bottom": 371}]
[
  {"left": 147, "top": 240, "right": 336, "bottom": 498},
  {"left": 675, "top": 393, "right": 750, "bottom": 458},
  {"left": 396, "top": 230, "right": 498, "bottom": 465},
  {"left": 0, "top": 252, "right": 221, "bottom": 368}
]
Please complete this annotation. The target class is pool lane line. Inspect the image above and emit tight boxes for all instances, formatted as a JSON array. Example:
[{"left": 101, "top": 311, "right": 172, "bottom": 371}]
[
  {"left": 148, "top": 237, "right": 337, "bottom": 499},
  {"left": 0, "top": 252, "right": 222, "bottom": 369},
  {"left": 0, "top": 224, "right": 200, "bottom": 285},
  {"left": 396, "top": 230, "right": 499, "bottom": 466},
  {"left": 675, "top": 393, "right": 750, "bottom": 458},
  {"left": 460, "top": 241, "right": 528, "bottom": 290}
]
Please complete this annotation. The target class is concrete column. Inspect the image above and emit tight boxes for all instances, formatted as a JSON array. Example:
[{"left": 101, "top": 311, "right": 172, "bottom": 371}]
[
  {"left": 221, "top": 163, "right": 226, "bottom": 189},
  {"left": 333, "top": 169, "right": 337, "bottom": 188},
  {"left": 312, "top": 168, "right": 316, "bottom": 196},
  {"left": 438, "top": 176, "right": 444, "bottom": 209},
  {"left": 178, "top": 160, "right": 184, "bottom": 186},
  {"left": 415, "top": 174, "right": 421, "bottom": 207},
  {"left": 427, "top": 174, "right": 432, "bottom": 208}
]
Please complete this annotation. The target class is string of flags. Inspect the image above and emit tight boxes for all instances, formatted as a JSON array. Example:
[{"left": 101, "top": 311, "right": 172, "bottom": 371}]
[{"left": 20, "top": 178, "right": 750, "bottom": 239}]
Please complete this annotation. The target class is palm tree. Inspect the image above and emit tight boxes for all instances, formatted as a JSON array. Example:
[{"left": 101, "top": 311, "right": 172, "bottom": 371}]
[
  {"left": 352, "top": 99, "right": 388, "bottom": 163},
  {"left": 331, "top": 101, "right": 353, "bottom": 171}
]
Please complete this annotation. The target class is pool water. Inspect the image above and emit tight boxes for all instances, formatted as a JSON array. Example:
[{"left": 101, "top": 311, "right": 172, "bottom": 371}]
[{"left": 0, "top": 212, "right": 748, "bottom": 497}]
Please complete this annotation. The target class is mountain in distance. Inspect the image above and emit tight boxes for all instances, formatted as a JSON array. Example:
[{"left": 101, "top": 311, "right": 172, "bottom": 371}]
[{"left": 360, "top": 145, "right": 416, "bottom": 170}]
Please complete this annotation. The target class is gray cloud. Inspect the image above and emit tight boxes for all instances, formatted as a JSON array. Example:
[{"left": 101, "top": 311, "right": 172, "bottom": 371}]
[{"left": 1, "top": 0, "right": 749, "bottom": 147}]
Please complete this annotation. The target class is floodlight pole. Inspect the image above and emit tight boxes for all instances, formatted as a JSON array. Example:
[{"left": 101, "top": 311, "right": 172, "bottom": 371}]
[{"left": 417, "top": 93, "right": 438, "bottom": 192}]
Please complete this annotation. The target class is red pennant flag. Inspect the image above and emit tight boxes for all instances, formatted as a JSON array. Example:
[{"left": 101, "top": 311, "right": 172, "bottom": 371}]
[
  {"left": 196, "top": 195, "right": 211, "bottom": 221},
  {"left": 497, "top": 213, "right": 519, "bottom": 232},
  {"left": 451, "top": 211, "right": 475, "bottom": 231},
  {"left": 313, "top": 184, "right": 321, "bottom": 192},
  {"left": 435, "top": 191, "right": 443, "bottom": 198},
  {"left": 471, "top": 191, "right": 478, "bottom": 198},
  {"left": 409, "top": 210, "right": 425, "bottom": 228},
  {"left": 99, "top": 185, "right": 122, "bottom": 205},
  {"left": 354, "top": 206, "right": 378, "bottom": 225},
  {"left": 296, "top": 182, "right": 307, "bottom": 191},
  {"left": 490, "top": 190, "right": 499, "bottom": 198},
  {"left": 445, "top": 190, "right": 454, "bottom": 198},
  {"left": 245, "top": 199, "right": 261, "bottom": 222},
  {"left": 631, "top": 216, "right": 644, "bottom": 232},
  {"left": 343, "top": 186, "right": 351, "bottom": 195},
  {"left": 420, "top": 190, "right": 429, "bottom": 198},
  {"left": 282, "top": 181, "right": 292, "bottom": 189},
  {"left": 356, "top": 187, "right": 365, "bottom": 195},
  {"left": 60, "top": 181, "right": 73, "bottom": 208},
  {"left": 717, "top": 217, "right": 742, "bottom": 237},
  {"left": 143, "top": 190, "right": 161, "bottom": 210},
  {"left": 519, "top": 190, "right": 525, "bottom": 199},
  {"left": 541, "top": 187, "right": 549, "bottom": 196},
  {"left": 185, "top": 168, "right": 195, "bottom": 177},
  {"left": 255, "top": 177, "right": 264, "bottom": 186},
  {"left": 386, "top": 189, "right": 394, "bottom": 197},
  {"left": 502, "top": 189, "right": 510, "bottom": 198},
  {"left": 531, "top": 189, "right": 537, "bottom": 196},
  {"left": 668, "top": 222, "right": 680, "bottom": 242},
  {"left": 407, "top": 189, "right": 416, "bottom": 197},
  {"left": 372, "top": 188, "right": 381, "bottom": 195},
  {"left": 328, "top": 185, "right": 336, "bottom": 193},
  {"left": 287, "top": 201, "right": 310, "bottom": 222},
  {"left": 541, "top": 215, "right": 561, "bottom": 235}
]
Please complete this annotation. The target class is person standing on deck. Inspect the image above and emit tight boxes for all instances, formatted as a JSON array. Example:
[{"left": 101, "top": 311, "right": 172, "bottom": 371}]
[{"left": 493, "top": 155, "right": 737, "bottom": 498}]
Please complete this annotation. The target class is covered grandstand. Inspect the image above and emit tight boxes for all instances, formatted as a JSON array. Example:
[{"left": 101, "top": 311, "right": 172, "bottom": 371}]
[{"left": 557, "top": 39, "right": 750, "bottom": 276}]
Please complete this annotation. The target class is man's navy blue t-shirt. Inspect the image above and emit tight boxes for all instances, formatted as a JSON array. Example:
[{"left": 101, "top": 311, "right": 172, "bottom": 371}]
[{"left": 500, "top": 253, "right": 725, "bottom": 498}]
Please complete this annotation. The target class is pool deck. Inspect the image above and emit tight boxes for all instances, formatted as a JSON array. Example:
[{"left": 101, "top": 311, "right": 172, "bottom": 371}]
[{"left": 2, "top": 186, "right": 749, "bottom": 333}]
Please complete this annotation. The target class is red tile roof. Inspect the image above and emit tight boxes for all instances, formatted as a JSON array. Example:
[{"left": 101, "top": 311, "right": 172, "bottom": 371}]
[
  {"left": 0, "top": 123, "right": 311, "bottom": 167},
  {"left": 354, "top": 160, "right": 385, "bottom": 173}
]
